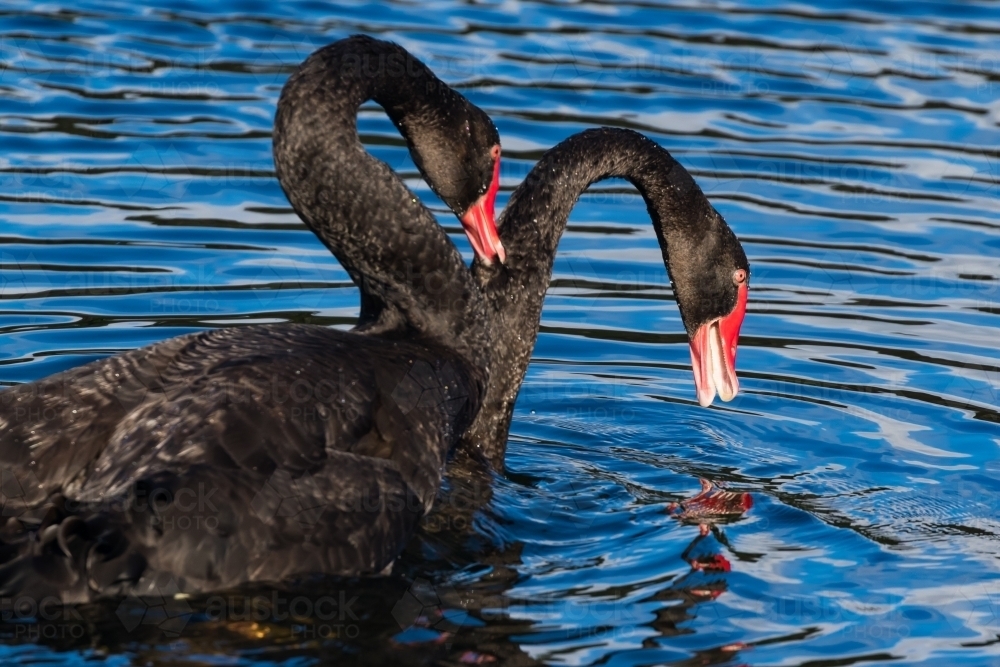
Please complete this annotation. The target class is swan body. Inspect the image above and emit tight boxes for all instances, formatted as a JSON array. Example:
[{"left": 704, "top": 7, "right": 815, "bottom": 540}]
[{"left": 0, "top": 35, "right": 503, "bottom": 601}]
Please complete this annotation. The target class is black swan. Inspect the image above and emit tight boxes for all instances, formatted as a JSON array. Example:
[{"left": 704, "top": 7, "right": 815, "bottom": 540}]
[
  {"left": 458, "top": 127, "right": 750, "bottom": 470},
  {"left": 0, "top": 36, "right": 503, "bottom": 601}
]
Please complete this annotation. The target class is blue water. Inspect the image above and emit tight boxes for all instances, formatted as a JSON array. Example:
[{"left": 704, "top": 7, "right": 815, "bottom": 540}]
[{"left": 2, "top": 0, "right": 1000, "bottom": 664}]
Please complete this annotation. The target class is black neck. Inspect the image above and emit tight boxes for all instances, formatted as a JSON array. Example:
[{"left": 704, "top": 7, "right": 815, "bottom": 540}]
[
  {"left": 462, "top": 128, "right": 723, "bottom": 469},
  {"left": 272, "top": 36, "right": 487, "bottom": 368}
]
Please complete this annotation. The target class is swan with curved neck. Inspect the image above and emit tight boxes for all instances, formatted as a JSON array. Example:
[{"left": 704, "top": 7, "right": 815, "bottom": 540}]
[
  {"left": 0, "top": 36, "right": 504, "bottom": 600},
  {"left": 460, "top": 128, "right": 750, "bottom": 470},
  {"left": 274, "top": 35, "right": 505, "bottom": 343}
]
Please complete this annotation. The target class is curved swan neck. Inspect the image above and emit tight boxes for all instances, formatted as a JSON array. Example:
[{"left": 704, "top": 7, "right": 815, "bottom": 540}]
[
  {"left": 272, "top": 36, "right": 487, "bottom": 367},
  {"left": 503, "top": 128, "right": 717, "bottom": 271},
  {"left": 463, "top": 128, "right": 727, "bottom": 469}
]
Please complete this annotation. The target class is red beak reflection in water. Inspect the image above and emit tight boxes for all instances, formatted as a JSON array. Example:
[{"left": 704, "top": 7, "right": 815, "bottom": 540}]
[
  {"left": 689, "top": 281, "right": 748, "bottom": 407},
  {"left": 459, "top": 145, "right": 506, "bottom": 265}
]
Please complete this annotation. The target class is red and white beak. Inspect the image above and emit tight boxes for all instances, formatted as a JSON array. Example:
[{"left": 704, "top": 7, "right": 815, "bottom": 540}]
[
  {"left": 460, "top": 146, "right": 506, "bottom": 265},
  {"left": 689, "top": 281, "right": 748, "bottom": 407}
]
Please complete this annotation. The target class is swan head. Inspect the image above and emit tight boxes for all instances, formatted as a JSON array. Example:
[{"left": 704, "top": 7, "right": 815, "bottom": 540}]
[
  {"left": 688, "top": 268, "right": 748, "bottom": 407},
  {"left": 401, "top": 95, "right": 505, "bottom": 265},
  {"left": 669, "top": 205, "right": 749, "bottom": 407},
  {"left": 459, "top": 143, "right": 505, "bottom": 266}
]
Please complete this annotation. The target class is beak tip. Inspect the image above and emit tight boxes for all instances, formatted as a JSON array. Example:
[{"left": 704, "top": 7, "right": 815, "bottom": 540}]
[{"left": 696, "top": 387, "right": 716, "bottom": 408}]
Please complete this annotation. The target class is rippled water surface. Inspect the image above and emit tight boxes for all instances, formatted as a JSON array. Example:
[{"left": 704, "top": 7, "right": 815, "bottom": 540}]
[{"left": 2, "top": 0, "right": 1000, "bottom": 664}]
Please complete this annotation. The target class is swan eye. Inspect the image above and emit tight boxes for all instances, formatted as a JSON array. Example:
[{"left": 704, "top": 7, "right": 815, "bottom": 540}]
[{"left": 733, "top": 269, "right": 747, "bottom": 285}]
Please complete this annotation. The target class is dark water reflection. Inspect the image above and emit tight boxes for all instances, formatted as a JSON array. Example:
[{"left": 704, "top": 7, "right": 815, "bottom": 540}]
[{"left": 2, "top": 0, "right": 1000, "bottom": 664}]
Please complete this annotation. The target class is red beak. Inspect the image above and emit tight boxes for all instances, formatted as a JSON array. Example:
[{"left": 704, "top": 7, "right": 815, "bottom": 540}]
[
  {"left": 460, "top": 148, "right": 505, "bottom": 265},
  {"left": 689, "top": 281, "right": 748, "bottom": 407}
]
